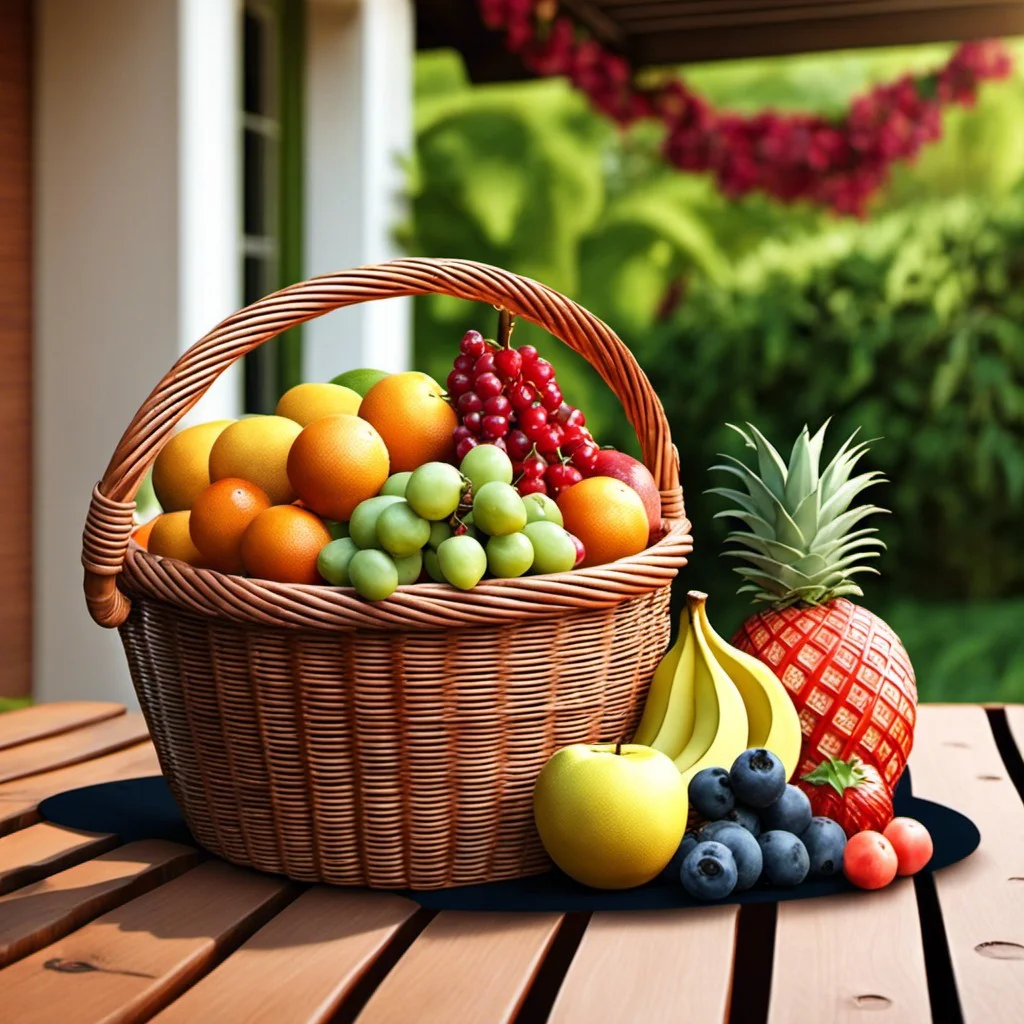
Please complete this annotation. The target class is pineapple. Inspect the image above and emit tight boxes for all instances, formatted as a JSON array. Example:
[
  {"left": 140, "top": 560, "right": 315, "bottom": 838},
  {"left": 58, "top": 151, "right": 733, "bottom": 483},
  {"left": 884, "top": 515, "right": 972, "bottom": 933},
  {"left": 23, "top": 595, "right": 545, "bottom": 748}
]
[{"left": 711, "top": 422, "right": 917, "bottom": 791}]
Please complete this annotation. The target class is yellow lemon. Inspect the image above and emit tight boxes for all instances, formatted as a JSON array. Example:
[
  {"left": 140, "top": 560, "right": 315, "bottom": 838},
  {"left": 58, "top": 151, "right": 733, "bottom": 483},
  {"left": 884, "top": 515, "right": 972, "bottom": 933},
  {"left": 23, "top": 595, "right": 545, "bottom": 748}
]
[
  {"left": 147, "top": 511, "right": 203, "bottom": 565},
  {"left": 209, "top": 415, "right": 303, "bottom": 505},
  {"left": 151, "top": 420, "right": 233, "bottom": 512},
  {"left": 533, "top": 743, "right": 687, "bottom": 889},
  {"left": 275, "top": 382, "right": 362, "bottom": 426}
]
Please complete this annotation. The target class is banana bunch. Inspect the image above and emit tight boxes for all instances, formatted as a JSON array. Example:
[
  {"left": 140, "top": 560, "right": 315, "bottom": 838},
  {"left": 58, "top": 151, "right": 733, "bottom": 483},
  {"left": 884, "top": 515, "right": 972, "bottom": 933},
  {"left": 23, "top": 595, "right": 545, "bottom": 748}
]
[{"left": 634, "top": 591, "right": 802, "bottom": 785}]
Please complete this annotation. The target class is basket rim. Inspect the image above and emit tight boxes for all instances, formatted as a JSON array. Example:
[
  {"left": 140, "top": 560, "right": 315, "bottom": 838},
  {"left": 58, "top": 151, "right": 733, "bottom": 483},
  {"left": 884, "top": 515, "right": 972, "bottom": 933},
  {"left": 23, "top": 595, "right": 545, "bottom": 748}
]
[{"left": 118, "top": 518, "right": 693, "bottom": 631}]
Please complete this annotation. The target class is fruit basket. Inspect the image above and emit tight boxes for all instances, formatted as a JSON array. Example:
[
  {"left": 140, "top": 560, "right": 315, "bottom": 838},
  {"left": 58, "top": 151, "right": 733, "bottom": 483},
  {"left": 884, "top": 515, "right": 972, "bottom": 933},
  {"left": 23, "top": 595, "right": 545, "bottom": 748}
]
[{"left": 81, "top": 258, "right": 693, "bottom": 890}]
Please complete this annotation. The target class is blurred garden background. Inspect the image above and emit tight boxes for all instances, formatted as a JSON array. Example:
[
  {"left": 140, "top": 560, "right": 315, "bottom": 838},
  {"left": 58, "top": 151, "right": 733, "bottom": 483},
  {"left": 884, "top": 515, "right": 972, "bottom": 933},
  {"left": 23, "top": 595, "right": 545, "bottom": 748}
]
[{"left": 405, "top": 38, "right": 1024, "bottom": 704}]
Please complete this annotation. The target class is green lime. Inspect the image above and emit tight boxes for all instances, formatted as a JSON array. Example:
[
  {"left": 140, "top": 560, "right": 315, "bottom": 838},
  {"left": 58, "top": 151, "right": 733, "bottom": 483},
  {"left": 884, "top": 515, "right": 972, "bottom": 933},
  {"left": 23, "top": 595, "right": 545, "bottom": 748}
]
[
  {"left": 523, "top": 521, "right": 576, "bottom": 574},
  {"left": 324, "top": 519, "right": 350, "bottom": 540},
  {"left": 377, "top": 501, "right": 430, "bottom": 556},
  {"left": 330, "top": 368, "right": 390, "bottom": 397},
  {"left": 424, "top": 547, "right": 445, "bottom": 582},
  {"left": 523, "top": 493, "right": 563, "bottom": 527},
  {"left": 429, "top": 520, "right": 453, "bottom": 550}
]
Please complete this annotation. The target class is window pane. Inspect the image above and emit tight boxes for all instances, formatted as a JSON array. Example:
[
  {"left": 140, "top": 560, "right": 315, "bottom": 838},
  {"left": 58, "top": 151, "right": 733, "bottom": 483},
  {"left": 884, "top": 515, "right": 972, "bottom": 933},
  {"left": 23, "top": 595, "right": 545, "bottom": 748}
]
[
  {"left": 243, "top": 11, "right": 267, "bottom": 115},
  {"left": 243, "top": 129, "right": 270, "bottom": 236}
]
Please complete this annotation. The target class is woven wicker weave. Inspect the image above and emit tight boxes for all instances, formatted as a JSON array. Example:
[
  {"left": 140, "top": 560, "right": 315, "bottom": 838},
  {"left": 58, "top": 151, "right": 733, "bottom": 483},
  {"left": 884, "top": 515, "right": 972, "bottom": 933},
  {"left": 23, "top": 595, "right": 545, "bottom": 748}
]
[{"left": 82, "top": 258, "right": 693, "bottom": 889}]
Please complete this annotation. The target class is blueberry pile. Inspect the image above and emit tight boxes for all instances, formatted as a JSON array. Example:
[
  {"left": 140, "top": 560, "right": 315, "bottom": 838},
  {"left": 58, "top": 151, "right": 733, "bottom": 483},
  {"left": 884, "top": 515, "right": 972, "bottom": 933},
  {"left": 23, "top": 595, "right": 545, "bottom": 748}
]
[{"left": 665, "top": 749, "right": 848, "bottom": 901}]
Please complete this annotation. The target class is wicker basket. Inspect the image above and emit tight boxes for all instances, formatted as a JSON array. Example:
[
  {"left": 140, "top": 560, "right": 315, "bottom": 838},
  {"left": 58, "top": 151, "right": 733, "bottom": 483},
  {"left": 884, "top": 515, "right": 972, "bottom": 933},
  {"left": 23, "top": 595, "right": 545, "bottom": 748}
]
[{"left": 82, "top": 258, "right": 693, "bottom": 890}]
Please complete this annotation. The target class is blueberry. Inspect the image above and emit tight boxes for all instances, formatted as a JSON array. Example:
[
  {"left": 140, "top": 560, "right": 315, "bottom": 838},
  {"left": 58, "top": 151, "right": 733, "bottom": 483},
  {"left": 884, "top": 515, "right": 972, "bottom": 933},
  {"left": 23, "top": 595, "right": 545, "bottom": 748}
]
[
  {"left": 680, "top": 841, "right": 738, "bottom": 901},
  {"left": 729, "top": 749, "right": 787, "bottom": 808},
  {"left": 660, "top": 831, "right": 700, "bottom": 881},
  {"left": 759, "top": 830, "right": 810, "bottom": 886},
  {"left": 698, "top": 819, "right": 739, "bottom": 842},
  {"left": 688, "top": 767, "right": 736, "bottom": 820},
  {"left": 801, "top": 817, "right": 847, "bottom": 877},
  {"left": 703, "top": 823, "right": 763, "bottom": 891},
  {"left": 721, "top": 804, "right": 762, "bottom": 838},
  {"left": 761, "top": 785, "right": 813, "bottom": 835}
]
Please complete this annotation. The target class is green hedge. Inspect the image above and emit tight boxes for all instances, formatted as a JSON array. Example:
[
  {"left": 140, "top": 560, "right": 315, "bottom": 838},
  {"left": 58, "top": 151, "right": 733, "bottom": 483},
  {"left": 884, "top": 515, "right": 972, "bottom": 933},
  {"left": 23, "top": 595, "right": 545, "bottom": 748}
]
[{"left": 637, "top": 197, "right": 1024, "bottom": 617}]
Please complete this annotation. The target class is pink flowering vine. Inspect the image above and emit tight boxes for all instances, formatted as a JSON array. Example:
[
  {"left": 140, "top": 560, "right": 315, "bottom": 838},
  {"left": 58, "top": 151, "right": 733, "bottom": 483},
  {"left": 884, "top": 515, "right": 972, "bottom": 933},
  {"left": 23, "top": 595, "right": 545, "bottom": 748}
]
[{"left": 478, "top": 0, "right": 1013, "bottom": 215}]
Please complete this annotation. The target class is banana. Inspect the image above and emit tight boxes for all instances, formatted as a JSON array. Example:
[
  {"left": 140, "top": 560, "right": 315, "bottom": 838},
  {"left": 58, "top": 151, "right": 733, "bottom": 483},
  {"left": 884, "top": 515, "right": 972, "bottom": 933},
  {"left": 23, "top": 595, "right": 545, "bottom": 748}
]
[
  {"left": 632, "top": 609, "right": 688, "bottom": 746},
  {"left": 694, "top": 600, "right": 803, "bottom": 780},
  {"left": 674, "top": 592, "right": 749, "bottom": 786},
  {"left": 645, "top": 612, "right": 697, "bottom": 758}
]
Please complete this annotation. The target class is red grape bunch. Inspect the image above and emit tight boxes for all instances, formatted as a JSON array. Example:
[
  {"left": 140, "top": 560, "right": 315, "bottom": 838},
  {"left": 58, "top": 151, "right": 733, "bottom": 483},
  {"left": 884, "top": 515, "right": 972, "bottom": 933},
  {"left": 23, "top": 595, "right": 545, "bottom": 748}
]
[{"left": 448, "top": 330, "right": 600, "bottom": 499}]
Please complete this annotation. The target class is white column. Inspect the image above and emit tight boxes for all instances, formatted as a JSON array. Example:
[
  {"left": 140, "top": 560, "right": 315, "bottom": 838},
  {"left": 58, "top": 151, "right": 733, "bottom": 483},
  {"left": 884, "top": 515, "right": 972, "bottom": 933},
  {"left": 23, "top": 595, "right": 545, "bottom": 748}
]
[
  {"left": 304, "top": 0, "right": 414, "bottom": 382},
  {"left": 34, "top": 0, "right": 242, "bottom": 705}
]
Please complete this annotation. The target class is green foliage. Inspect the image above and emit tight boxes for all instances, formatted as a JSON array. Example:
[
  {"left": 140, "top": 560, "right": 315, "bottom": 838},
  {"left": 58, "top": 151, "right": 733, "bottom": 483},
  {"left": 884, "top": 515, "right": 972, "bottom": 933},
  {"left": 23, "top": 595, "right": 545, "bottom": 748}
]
[
  {"left": 642, "top": 198, "right": 1024, "bottom": 612},
  {"left": 408, "top": 45, "right": 1024, "bottom": 700},
  {"left": 0, "top": 697, "right": 30, "bottom": 714}
]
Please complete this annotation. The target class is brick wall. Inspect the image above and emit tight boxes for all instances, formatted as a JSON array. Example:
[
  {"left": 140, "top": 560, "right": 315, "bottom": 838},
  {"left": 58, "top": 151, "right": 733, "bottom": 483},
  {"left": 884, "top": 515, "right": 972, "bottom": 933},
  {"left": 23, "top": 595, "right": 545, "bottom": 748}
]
[{"left": 0, "top": 0, "right": 32, "bottom": 699}]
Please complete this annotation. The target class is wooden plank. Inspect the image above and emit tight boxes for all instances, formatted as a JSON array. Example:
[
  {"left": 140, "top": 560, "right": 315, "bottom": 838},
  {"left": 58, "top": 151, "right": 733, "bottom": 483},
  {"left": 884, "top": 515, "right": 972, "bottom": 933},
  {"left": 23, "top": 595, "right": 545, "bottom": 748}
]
[
  {"left": 0, "top": 712, "right": 149, "bottom": 784},
  {"left": 0, "top": 740, "right": 160, "bottom": 835},
  {"left": 0, "top": 703, "right": 125, "bottom": 752},
  {"left": 0, "top": 860, "right": 295, "bottom": 1024},
  {"left": 1005, "top": 706, "right": 1024, "bottom": 769},
  {"left": 0, "top": 822, "right": 119, "bottom": 896},
  {"left": 357, "top": 911, "right": 564, "bottom": 1024},
  {"left": 908, "top": 705, "right": 1024, "bottom": 1021},
  {"left": 769, "top": 883, "right": 930, "bottom": 1022},
  {"left": 548, "top": 907, "right": 738, "bottom": 1023},
  {"left": 0, "top": 0, "right": 32, "bottom": 700},
  {"left": 0, "top": 839, "right": 199, "bottom": 967},
  {"left": 152, "top": 888, "right": 419, "bottom": 1024}
]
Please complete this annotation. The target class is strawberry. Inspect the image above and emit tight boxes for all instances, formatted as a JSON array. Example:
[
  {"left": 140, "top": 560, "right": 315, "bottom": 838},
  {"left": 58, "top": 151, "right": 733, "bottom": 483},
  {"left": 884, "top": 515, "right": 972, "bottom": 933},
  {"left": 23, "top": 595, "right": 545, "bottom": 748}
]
[{"left": 798, "top": 756, "right": 894, "bottom": 838}]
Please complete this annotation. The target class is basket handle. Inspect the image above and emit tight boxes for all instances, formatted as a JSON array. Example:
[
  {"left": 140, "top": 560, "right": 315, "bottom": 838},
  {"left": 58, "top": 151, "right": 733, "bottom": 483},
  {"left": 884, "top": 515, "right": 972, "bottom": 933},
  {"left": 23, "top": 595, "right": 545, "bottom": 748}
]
[{"left": 83, "top": 258, "right": 683, "bottom": 627}]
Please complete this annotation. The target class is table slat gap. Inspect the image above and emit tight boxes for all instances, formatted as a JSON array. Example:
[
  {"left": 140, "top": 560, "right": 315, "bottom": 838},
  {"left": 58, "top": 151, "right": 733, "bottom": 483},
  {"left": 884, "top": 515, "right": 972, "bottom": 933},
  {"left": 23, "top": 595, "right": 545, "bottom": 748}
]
[
  {"left": 0, "top": 703, "right": 126, "bottom": 752},
  {"left": 0, "top": 840, "right": 200, "bottom": 968},
  {"left": 0, "top": 860, "right": 297, "bottom": 1024},
  {"left": 548, "top": 905, "right": 738, "bottom": 1024},
  {"left": 908, "top": 704, "right": 1024, "bottom": 1021},
  {"left": 0, "top": 713, "right": 151, "bottom": 785},
  {"left": 0, "top": 741, "right": 160, "bottom": 836},
  {"left": 0, "top": 823, "right": 120, "bottom": 897}
]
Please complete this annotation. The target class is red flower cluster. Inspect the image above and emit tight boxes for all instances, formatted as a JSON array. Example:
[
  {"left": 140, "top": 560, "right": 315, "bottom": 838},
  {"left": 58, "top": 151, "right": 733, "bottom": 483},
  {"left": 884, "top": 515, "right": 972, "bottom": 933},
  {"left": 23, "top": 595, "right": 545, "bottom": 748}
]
[{"left": 478, "top": 1, "right": 1013, "bottom": 215}]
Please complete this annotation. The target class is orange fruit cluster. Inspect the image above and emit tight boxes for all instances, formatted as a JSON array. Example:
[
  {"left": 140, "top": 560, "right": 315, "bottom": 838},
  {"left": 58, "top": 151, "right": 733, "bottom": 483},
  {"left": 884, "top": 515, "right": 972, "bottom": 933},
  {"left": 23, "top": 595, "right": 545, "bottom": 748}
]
[{"left": 134, "top": 360, "right": 656, "bottom": 595}]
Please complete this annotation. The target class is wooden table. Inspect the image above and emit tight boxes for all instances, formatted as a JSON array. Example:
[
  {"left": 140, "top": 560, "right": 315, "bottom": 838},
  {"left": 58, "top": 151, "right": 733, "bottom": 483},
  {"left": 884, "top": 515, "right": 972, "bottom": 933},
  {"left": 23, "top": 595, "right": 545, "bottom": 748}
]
[{"left": 0, "top": 702, "right": 1022, "bottom": 1023}]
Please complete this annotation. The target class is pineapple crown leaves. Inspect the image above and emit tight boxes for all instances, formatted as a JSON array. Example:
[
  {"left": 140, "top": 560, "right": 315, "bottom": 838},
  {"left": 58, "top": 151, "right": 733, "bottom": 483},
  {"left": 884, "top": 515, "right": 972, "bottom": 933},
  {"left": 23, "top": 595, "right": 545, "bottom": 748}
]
[{"left": 707, "top": 421, "right": 889, "bottom": 608}]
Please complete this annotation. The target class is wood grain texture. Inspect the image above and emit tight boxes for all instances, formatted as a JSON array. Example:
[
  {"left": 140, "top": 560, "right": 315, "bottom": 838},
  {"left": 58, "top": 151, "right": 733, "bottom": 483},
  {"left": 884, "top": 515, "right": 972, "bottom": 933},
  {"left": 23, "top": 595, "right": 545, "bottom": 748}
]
[
  {"left": 152, "top": 888, "right": 419, "bottom": 1024},
  {"left": 0, "top": 0, "right": 32, "bottom": 700},
  {"left": 0, "top": 703, "right": 126, "bottom": 752},
  {"left": 0, "top": 839, "right": 198, "bottom": 967},
  {"left": 0, "top": 741, "right": 159, "bottom": 835},
  {"left": 0, "top": 822, "right": 118, "bottom": 896},
  {"left": 0, "top": 712, "right": 149, "bottom": 783},
  {"left": 769, "top": 882, "right": 930, "bottom": 1022},
  {"left": 548, "top": 907, "right": 738, "bottom": 1024},
  {"left": 910, "top": 704, "right": 1024, "bottom": 1021},
  {"left": 357, "top": 911, "right": 564, "bottom": 1024},
  {"left": 0, "top": 860, "right": 295, "bottom": 1024}
]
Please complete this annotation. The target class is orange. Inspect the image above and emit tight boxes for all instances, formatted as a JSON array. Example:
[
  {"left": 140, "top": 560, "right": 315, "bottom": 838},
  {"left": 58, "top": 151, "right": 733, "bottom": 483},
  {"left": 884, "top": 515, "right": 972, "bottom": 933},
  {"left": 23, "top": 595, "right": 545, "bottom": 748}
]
[
  {"left": 209, "top": 416, "right": 302, "bottom": 505},
  {"left": 132, "top": 519, "right": 155, "bottom": 550},
  {"left": 240, "top": 505, "right": 332, "bottom": 584},
  {"left": 287, "top": 413, "right": 389, "bottom": 521},
  {"left": 147, "top": 511, "right": 203, "bottom": 565},
  {"left": 189, "top": 478, "right": 272, "bottom": 574},
  {"left": 358, "top": 372, "right": 457, "bottom": 472},
  {"left": 556, "top": 476, "right": 649, "bottom": 568},
  {"left": 275, "top": 382, "right": 362, "bottom": 426},
  {"left": 152, "top": 420, "right": 233, "bottom": 511}
]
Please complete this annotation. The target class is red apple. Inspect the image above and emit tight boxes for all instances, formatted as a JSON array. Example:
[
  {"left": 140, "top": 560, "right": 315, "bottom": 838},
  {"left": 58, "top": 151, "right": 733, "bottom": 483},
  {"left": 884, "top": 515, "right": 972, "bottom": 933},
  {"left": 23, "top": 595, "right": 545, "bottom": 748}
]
[{"left": 589, "top": 450, "right": 662, "bottom": 542}]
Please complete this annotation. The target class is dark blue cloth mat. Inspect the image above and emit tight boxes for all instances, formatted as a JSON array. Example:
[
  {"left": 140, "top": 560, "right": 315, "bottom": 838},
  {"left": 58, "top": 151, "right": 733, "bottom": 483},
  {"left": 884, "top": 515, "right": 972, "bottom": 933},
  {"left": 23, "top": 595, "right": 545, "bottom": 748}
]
[{"left": 39, "top": 766, "right": 979, "bottom": 912}]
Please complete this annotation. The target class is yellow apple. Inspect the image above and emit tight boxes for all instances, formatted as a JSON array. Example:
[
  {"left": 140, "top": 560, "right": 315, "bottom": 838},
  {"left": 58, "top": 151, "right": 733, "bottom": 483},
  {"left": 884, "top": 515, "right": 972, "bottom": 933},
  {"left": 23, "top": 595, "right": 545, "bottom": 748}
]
[{"left": 533, "top": 743, "right": 688, "bottom": 889}]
